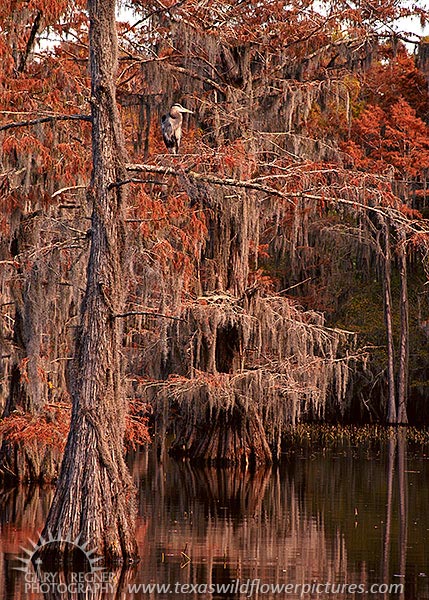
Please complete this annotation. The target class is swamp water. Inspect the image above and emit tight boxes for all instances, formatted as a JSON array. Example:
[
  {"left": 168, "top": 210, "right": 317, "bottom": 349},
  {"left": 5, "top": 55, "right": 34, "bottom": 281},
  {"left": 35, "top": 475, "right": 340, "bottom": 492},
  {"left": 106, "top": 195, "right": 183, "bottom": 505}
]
[{"left": 1, "top": 433, "right": 429, "bottom": 599}]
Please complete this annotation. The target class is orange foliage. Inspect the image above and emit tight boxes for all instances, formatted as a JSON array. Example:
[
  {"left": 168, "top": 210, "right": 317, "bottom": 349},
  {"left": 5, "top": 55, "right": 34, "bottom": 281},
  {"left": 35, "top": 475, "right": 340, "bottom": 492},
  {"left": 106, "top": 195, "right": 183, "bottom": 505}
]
[
  {"left": 129, "top": 187, "right": 208, "bottom": 293},
  {"left": 0, "top": 407, "right": 70, "bottom": 451},
  {"left": 339, "top": 42, "right": 429, "bottom": 195},
  {"left": 343, "top": 97, "right": 429, "bottom": 181},
  {"left": 362, "top": 45, "right": 429, "bottom": 120},
  {"left": 1, "top": 0, "right": 429, "bottom": 451},
  {"left": 0, "top": 403, "right": 151, "bottom": 452},
  {"left": 125, "top": 400, "right": 151, "bottom": 450},
  {"left": 0, "top": 2, "right": 92, "bottom": 237}
]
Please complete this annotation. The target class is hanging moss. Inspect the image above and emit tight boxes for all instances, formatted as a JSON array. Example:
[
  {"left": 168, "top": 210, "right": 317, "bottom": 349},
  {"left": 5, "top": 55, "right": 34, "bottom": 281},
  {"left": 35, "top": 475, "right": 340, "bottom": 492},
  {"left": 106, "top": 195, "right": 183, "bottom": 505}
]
[{"left": 146, "top": 290, "right": 356, "bottom": 464}]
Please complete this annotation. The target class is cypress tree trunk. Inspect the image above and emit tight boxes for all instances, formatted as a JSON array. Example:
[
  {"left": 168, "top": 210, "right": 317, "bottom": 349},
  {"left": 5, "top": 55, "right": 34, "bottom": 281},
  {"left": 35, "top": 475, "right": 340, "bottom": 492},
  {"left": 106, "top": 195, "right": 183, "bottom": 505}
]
[
  {"left": 382, "top": 221, "right": 397, "bottom": 424},
  {"left": 39, "top": 0, "right": 138, "bottom": 564},
  {"left": 170, "top": 401, "right": 273, "bottom": 466},
  {"left": 397, "top": 231, "right": 409, "bottom": 424},
  {"left": 0, "top": 213, "right": 61, "bottom": 482}
]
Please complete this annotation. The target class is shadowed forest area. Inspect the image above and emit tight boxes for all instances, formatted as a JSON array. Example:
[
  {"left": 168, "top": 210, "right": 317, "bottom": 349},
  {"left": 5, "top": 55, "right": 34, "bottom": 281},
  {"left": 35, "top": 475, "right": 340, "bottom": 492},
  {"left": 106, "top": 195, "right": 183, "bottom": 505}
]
[{"left": 1, "top": 0, "right": 429, "bottom": 566}]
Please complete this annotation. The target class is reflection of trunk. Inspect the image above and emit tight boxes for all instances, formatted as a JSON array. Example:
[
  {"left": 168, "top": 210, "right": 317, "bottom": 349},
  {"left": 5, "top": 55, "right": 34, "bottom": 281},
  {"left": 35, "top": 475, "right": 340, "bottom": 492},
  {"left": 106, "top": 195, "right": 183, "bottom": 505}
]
[
  {"left": 397, "top": 429, "right": 408, "bottom": 599},
  {"left": 39, "top": 0, "right": 138, "bottom": 564},
  {"left": 382, "top": 436, "right": 396, "bottom": 585},
  {"left": 0, "top": 484, "right": 54, "bottom": 600},
  {"left": 0, "top": 484, "right": 55, "bottom": 535},
  {"left": 382, "top": 221, "right": 397, "bottom": 424},
  {"left": 181, "top": 462, "right": 272, "bottom": 518},
  {"left": 1, "top": 213, "right": 61, "bottom": 482},
  {"left": 382, "top": 431, "right": 408, "bottom": 599},
  {"left": 397, "top": 232, "right": 408, "bottom": 424}
]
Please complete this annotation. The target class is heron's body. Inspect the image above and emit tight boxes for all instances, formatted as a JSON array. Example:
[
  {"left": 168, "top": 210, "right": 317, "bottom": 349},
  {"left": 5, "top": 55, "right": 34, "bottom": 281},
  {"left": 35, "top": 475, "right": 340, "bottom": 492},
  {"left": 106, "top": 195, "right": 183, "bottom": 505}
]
[{"left": 161, "top": 103, "right": 193, "bottom": 154}]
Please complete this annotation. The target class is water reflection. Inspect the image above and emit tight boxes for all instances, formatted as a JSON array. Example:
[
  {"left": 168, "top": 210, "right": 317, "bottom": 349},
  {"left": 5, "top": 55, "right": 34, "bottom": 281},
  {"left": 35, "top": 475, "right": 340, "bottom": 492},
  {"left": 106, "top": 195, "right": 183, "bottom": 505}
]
[{"left": 1, "top": 431, "right": 429, "bottom": 599}]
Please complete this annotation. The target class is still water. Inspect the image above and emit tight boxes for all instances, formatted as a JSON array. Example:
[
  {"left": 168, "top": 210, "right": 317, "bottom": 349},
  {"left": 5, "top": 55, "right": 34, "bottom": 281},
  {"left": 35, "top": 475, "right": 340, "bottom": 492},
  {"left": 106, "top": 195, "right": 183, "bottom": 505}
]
[{"left": 1, "top": 433, "right": 429, "bottom": 599}]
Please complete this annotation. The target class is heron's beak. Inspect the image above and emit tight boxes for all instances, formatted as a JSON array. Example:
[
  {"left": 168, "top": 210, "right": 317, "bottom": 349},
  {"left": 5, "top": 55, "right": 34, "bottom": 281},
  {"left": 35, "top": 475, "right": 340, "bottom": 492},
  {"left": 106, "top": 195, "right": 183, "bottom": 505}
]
[{"left": 182, "top": 108, "right": 194, "bottom": 114}]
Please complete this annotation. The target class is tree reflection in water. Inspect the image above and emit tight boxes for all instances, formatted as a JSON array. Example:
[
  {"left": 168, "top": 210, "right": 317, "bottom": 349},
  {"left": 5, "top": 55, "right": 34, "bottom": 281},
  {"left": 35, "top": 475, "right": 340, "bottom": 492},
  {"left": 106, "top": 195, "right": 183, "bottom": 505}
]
[{"left": 1, "top": 434, "right": 429, "bottom": 599}]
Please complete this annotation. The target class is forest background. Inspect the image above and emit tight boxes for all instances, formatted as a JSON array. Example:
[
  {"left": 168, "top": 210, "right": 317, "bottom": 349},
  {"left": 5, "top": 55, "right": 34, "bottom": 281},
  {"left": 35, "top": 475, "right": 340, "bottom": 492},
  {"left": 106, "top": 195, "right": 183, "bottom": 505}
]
[{"left": 1, "top": 0, "right": 429, "bottom": 483}]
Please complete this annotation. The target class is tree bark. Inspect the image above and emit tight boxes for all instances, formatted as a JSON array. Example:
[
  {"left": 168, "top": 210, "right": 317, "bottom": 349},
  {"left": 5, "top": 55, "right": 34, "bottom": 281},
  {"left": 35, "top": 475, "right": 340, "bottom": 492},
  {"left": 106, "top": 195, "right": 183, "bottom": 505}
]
[
  {"left": 0, "top": 213, "right": 61, "bottom": 482},
  {"left": 382, "top": 221, "right": 397, "bottom": 424},
  {"left": 397, "top": 231, "right": 409, "bottom": 424},
  {"left": 39, "top": 0, "right": 138, "bottom": 564}
]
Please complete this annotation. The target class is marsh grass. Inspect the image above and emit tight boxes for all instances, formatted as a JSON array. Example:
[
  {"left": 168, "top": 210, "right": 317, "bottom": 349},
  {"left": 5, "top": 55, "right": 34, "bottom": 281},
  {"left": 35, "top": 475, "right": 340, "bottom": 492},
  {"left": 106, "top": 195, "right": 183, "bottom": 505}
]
[{"left": 282, "top": 423, "right": 429, "bottom": 455}]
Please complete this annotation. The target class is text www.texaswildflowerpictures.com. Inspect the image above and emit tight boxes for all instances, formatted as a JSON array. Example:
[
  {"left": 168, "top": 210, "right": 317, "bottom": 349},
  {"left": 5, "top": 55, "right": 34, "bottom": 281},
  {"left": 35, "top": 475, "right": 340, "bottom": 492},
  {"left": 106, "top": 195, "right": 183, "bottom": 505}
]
[{"left": 127, "top": 579, "right": 405, "bottom": 596}]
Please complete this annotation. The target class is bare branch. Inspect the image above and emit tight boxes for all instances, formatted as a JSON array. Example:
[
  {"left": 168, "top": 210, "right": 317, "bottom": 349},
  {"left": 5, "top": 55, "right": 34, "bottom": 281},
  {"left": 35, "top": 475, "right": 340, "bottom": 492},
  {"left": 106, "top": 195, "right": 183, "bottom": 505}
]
[
  {"left": 0, "top": 167, "right": 26, "bottom": 178},
  {"left": 18, "top": 10, "right": 42, "bottom": 73},
  {"left": 125, "top": 165, "right": 429, "bottom": 233},
  {"left": 126, "top": 163, "right": 293, "bottom": 201},
  {"left": 52, "top": 185, "right": 87, "bottom": 198},
  {"left": 117, "top": 57, "right": 224, "bottom": 93},
  {"left": 0, "top": 114, "right": 92, "bottom": 133}
]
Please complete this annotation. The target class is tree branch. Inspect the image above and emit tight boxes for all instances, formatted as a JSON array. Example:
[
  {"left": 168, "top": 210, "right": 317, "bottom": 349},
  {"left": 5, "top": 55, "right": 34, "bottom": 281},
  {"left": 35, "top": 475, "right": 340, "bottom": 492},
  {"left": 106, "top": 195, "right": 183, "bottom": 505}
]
[
  {"left": 52, "top": 185, "right": 87, "bottom": 198},
  {"left": 126, "top": 163, "right": 429, "bottom": 236},
  {"left": 0, "top": 114, "right": 92, "bottom": 133},
  {"left": 126, "top": 163, "right": 293, "bottom": 201},
  {"left": 116, "top": 57, "right": 224, "bottom": 93},
  {"left": 18, "top": 10, "right": 43, "bottom": 73}
]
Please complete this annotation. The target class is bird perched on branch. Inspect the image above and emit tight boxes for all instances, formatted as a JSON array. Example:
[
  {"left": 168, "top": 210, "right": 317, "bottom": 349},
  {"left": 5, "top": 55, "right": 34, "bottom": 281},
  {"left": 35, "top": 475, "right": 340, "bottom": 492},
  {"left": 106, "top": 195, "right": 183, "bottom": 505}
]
[{"left": 161, "top": 103, "right": 193, "bottom": 154}]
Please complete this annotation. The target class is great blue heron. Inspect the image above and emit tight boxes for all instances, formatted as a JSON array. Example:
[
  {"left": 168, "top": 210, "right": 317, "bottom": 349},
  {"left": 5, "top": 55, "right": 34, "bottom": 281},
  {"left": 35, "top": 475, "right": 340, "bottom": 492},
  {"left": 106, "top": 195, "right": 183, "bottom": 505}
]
[{"left": 161, "top": 103, "right": 193, "bottom": 154}]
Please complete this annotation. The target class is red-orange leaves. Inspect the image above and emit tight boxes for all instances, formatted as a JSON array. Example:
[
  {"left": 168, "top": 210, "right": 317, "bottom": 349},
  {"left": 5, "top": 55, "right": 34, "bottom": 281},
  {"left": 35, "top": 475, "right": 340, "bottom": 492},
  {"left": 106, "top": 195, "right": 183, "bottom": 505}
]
[
  {"left": 344, "top": 98, "right": 429, "bottom": 180},
  {"left": 0, "top": 402, "right": 151, "bottom": 452},
  {"left": 129, "top": 187, "right": 207, "bottom": 293},
  {"left": 125, "top": 400, "right": 151, "bottom": 450},
  {"left": 0, "top": 407, "right": 70, "bottom": 451}
]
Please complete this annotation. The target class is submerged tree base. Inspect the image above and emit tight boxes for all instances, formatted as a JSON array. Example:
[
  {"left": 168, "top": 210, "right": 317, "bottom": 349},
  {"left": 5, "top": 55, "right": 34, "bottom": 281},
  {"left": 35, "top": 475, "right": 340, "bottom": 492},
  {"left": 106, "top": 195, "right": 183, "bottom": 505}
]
[
  {"left": 0, "top": 440, "right": 62, "bottom": 483},
  {"left": 0, "top": 408, "right": 69, "bottom": 483},
  {"left": 170, "top": 401, "right": 272, "bottom": 466}
]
